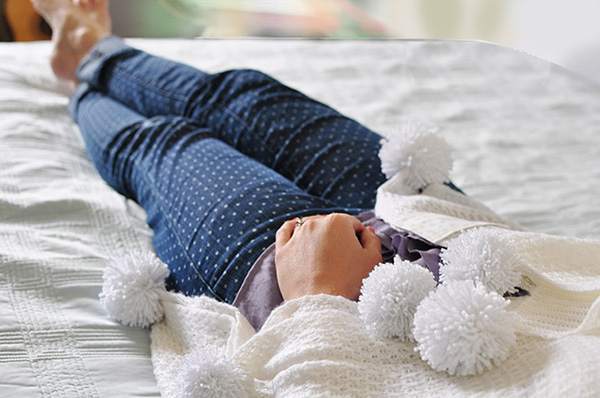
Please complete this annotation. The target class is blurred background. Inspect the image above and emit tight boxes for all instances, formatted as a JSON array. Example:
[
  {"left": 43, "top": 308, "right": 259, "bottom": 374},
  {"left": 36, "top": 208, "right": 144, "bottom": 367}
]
[{"left": 2, "top": 0, "right": 600, "bottom": 85}]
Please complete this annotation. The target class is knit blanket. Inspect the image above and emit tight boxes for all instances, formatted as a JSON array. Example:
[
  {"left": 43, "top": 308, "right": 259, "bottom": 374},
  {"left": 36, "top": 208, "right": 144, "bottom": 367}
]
[
  {"left": 148, "top": 231, "right": 600, "bottom": 397},
  {"left": 145, "top": 178, "right": 600, "bottom": 397}
]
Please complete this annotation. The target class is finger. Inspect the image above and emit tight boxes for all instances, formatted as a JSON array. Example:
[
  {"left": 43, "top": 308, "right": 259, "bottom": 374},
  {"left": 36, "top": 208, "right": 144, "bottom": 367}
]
[
  {"left": 296, "top": 214, "right": 324, "bottom": 228},
  {"left": 275, "top": 219, "right": 297, "bottom": 247},
  {"left": 276, "top": 215, "right": 323, "bottom": 245},
  {"left": 347, "top": 214, "right": 367, "bottom": 233},
  {"left": 327, "top": 213, "right": 365, "bottom": 233},
  {"left": 360, "top": 226, "right": 382, "bottom": 253}
]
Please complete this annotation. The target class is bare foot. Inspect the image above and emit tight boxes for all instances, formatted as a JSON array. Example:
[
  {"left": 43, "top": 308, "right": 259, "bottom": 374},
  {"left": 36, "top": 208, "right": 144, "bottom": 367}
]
[{"left": 30, "top": 0, "right": 111, "bottom": 82}]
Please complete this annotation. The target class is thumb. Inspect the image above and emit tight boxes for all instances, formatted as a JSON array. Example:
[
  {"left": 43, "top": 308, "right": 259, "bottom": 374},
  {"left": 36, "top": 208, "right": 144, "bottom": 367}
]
[{"left": 360, "top": 226, "right": 381, "bottom": 255}]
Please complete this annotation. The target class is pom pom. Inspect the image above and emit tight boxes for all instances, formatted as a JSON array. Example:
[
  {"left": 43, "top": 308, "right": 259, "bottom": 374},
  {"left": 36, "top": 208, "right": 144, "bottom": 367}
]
[
  {"left": 176, "top": 346, "right": 255, "bottom": 398},
  {"left": 358, "top": 258, "right": 436, "bottom": 340},
  {"left": 440, "top": 228, "right": 521, "bottom": 295},
  {"left": 379, "top": 121, "right": 453, "bottom": 190},
  {"left": 99, "top": 251, "right": 169, "bottom": 328},
  {"left": 413, "top": 280, "right": 518, "bottom": 376}
]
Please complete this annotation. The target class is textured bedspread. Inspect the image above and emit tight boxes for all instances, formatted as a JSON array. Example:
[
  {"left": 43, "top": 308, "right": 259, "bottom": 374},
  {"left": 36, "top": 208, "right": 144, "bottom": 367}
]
[{"left": 0, "top": 39, "right": 599, "bottom": 397}]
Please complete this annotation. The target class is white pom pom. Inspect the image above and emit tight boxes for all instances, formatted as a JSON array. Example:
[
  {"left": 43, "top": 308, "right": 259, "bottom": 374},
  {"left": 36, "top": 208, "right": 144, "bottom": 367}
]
[
  {"left": 176, "top": 346, "right": 254, "bottom": 398},
  {"left": 358, "top": 257, "right": 436, "bottom": 341},
  {"left": 99, "top": 251, "right": 169, "bottom": 328},
  {"left": 440, "top": 228, "right": 521, "bottom": 295},
  {"left": 413, "top": 280, "right": 518, "bottom": 376},
  {"left": 379, "top": 121, "right": 453, "bottom": 190}
]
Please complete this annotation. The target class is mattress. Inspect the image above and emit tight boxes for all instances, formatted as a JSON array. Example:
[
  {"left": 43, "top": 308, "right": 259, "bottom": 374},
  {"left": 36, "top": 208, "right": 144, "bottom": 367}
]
[{"left": 0, "top": 38, "right": 598, "bottom": 396}]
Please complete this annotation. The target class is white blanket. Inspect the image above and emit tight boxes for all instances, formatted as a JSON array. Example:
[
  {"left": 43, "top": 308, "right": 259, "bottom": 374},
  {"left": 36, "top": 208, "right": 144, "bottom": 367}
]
[{"left": 1, "top": 38, "right": 599, "bottom": 397}]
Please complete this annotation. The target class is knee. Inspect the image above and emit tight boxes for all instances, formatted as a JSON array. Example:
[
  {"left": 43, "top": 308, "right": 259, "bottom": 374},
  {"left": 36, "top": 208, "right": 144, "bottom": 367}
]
[
  {"left": 225, "top": 69, "right": 276, "bottom": 87},
  {"left": 136, "top": 116, "right": 212, "bottom": 152}
]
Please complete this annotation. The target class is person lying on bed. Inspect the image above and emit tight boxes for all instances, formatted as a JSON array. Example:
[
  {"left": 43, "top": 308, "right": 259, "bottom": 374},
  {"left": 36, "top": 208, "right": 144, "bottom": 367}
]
[
  {"left": 31, "top": 0, "right": 516, "bottom": 331},
  {"left": 30, "top": 2, "right": 600, "bottom": 396}
]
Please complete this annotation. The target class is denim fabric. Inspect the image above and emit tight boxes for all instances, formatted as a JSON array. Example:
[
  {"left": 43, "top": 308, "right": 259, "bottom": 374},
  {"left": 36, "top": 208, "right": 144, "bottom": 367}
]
[{"left": 70, "top": 37, "right": 387, "bottom": 303}]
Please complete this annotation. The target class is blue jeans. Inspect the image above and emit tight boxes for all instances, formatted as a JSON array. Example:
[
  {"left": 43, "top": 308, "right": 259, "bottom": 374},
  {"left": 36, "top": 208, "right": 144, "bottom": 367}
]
[{"left": 69, "top": 36, "right": 386, "bottom": 303}]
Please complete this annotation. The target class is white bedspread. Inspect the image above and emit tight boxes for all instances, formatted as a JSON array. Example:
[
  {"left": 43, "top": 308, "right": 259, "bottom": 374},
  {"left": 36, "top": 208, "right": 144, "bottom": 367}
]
[{"left": 1, "top": 39, "right": 599, "bottom": 397}]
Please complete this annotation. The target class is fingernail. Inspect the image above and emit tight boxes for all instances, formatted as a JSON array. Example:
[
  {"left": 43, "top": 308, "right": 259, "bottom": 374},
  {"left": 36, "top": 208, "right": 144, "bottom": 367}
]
[{"left": 368, "top": 226, "right": 375, "bottom": 233}]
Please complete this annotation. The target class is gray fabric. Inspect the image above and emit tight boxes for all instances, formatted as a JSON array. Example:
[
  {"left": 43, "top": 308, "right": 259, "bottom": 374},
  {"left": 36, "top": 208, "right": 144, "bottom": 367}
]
[{"left": 232, "top": 244, "right": 282, "bottom": 331}]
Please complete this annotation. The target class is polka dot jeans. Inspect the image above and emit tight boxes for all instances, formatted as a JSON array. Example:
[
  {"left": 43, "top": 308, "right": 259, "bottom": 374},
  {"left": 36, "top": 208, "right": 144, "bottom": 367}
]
[{"left": 70, "top": 36, "right": 387, "bottom": 303}]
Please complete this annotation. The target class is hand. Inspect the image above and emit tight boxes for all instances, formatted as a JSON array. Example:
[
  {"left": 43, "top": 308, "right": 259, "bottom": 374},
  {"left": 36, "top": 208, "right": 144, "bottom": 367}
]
[{"left": 275, "top": 213, "right": 382, "bottom": 301}]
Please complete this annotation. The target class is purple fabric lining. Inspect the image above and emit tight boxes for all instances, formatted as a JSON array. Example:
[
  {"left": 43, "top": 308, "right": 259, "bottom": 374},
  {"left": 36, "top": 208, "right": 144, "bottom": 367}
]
[
  {"left": 232, "top": 244, "right": 282, "bottom": 331},
  {"left": 392, "top": 232, "right": 443, "bottom": 282},
  {"left": 356, "top": 211, "right": 444, "bottom": 283}
]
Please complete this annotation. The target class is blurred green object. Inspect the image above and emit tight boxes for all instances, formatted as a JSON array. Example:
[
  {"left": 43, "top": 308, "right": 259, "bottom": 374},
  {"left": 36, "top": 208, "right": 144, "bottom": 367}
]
[
  {"left": 110, "top": 0, "right": 388, "bottom": 38},
  {"left": 109, "top": 0, "right": 506, "bottom": 41},
  {"left": 110, "top": 0, "right": 205, "bottom": 38}
]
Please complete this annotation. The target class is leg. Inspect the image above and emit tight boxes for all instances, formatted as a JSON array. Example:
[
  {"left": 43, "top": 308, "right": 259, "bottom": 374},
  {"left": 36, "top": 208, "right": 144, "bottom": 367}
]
[
  {"left": 73, "top": 86, "right": 359, "bottom": 302},
  {"left": 75, "top": 37, "right": 386, "bottom": 209},
  {"left": 31, "top": 0, "right": 385, "bottom": 208}
]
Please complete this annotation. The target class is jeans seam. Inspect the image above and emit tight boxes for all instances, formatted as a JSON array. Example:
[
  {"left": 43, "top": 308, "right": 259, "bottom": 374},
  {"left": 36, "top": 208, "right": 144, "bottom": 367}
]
[
  {"left": 131, "top": 151, "right": 221, "bottom": 300},
  {"left": 83, "top": 105, "right": 220, "bottom": 300}
]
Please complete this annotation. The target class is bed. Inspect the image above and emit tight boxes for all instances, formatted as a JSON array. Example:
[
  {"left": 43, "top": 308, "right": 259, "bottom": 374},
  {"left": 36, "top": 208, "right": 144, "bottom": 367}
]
[{"left": 0, "top": 38, "right": 598, "bottom": 397}]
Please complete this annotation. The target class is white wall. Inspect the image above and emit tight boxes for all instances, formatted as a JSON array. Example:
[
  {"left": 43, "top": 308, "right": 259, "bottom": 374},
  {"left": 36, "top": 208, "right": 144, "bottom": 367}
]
[
  {"left": 109, "top": 0, "right": 600, "bottom": 85},
  {"left": 372, "top": 0, "right": 600, "bottom": 84},
  {"left": 508, "top": 0, "right": 600, "bottom": 85}
]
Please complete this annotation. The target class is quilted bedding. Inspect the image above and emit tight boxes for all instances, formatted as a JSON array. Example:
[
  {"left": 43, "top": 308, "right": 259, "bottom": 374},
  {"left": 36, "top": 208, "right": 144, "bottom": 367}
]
[{"left": 0, "top": 38, "right": 598, "bottom": 396}]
